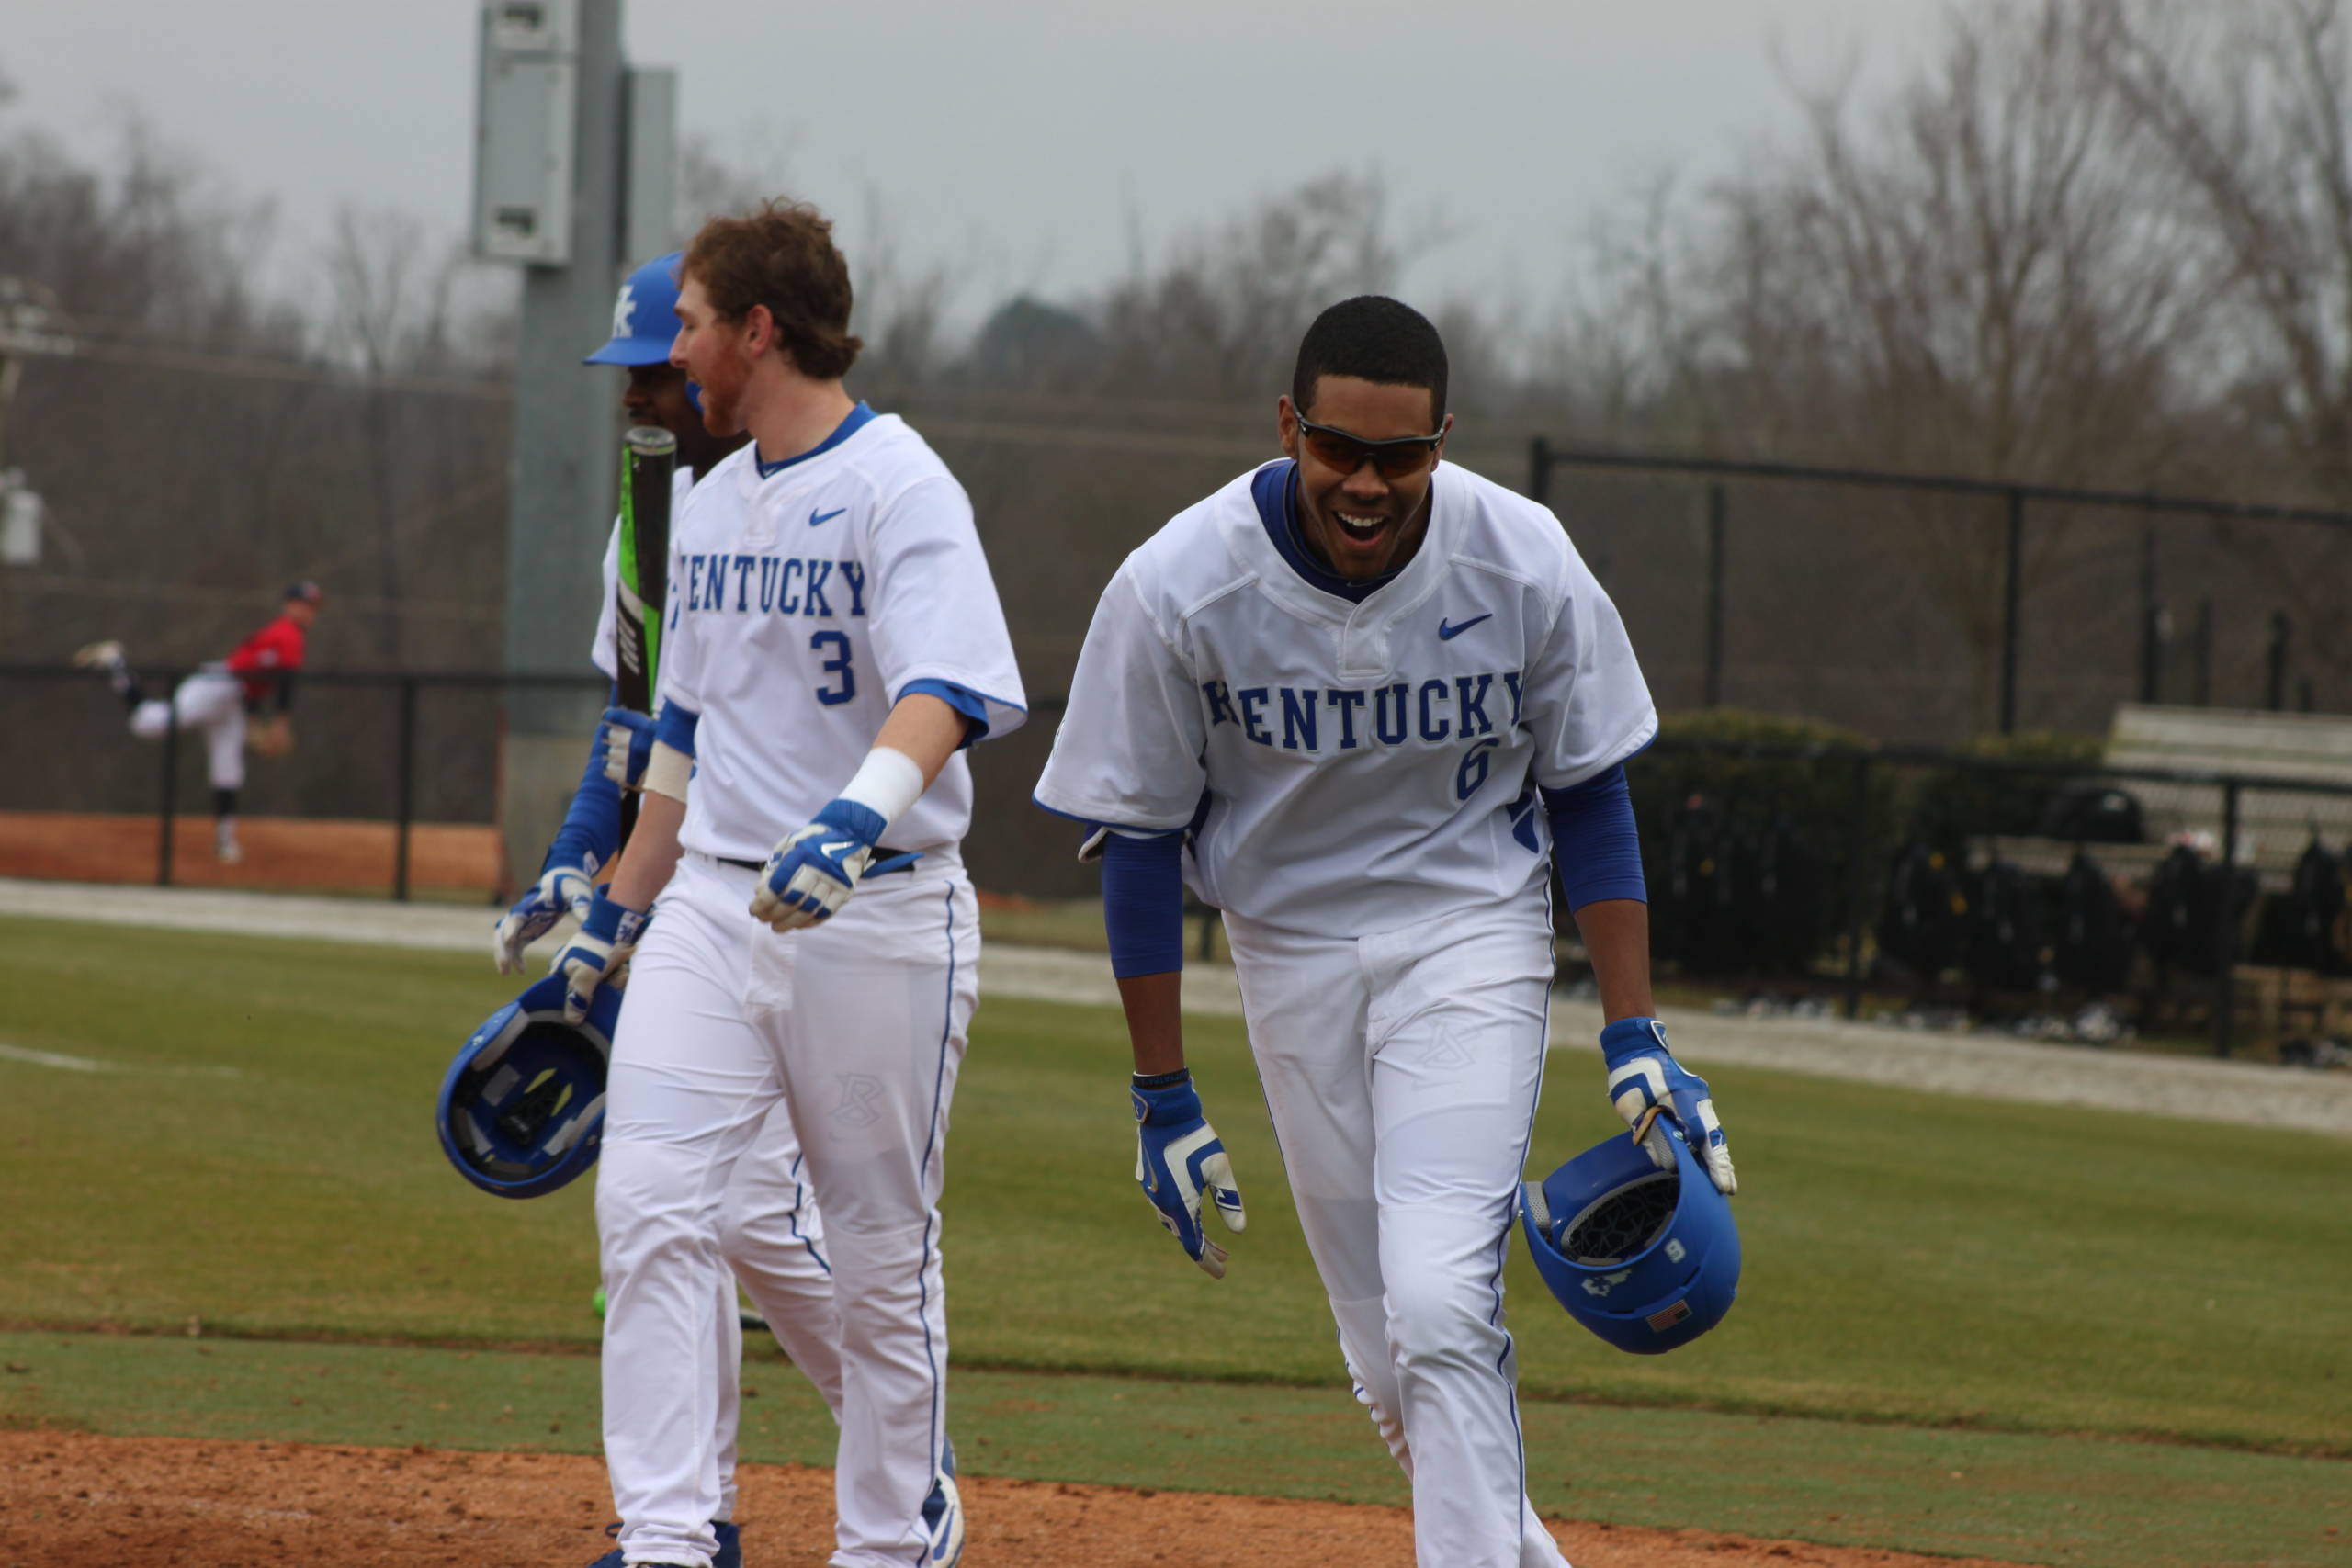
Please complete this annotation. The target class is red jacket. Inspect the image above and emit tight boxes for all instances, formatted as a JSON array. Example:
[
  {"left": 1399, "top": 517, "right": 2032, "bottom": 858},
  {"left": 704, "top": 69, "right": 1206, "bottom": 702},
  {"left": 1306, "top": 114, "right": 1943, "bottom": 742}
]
[{"left": 224, "top": 614, "right": 309, "bottom": 712}]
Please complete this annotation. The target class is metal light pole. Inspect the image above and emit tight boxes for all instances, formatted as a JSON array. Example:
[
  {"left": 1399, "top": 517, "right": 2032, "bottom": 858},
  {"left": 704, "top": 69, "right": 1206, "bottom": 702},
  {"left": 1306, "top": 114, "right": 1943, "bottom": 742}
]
[{"left": 471, "top": 0, "right": 675, "bottom": 891}]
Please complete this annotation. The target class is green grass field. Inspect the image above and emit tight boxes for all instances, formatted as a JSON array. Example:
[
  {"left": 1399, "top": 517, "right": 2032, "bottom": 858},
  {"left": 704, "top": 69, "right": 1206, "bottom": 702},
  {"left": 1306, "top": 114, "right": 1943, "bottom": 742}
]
[{"left": 2, "top": 914, "right": 2348, "bottom": 1566}]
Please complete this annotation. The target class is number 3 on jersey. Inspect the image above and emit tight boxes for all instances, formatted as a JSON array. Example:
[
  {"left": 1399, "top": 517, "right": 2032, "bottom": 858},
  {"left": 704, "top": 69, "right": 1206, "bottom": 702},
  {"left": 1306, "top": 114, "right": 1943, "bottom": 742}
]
[{"left": 811, "top": 629, "right": 855, "bottom": 705}]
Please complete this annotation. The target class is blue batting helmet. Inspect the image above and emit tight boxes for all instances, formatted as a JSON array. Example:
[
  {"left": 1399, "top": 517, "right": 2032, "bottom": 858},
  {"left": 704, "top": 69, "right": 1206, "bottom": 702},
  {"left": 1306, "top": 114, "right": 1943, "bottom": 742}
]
[
  {"left": 584, "top": 251, "right": 686, "bottom": 367},
  {"left": 1519, "top": 1121, "right": 1740, "bottom": 1354},
  {"left": 435, "top": 974, "right": 619, "bottom": 1199}
]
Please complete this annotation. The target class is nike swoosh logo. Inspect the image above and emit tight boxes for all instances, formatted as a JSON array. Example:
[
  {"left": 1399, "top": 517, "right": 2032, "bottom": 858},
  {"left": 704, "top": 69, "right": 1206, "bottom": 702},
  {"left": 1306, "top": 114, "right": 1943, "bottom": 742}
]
[
  {"left": 1438, "top": 613, "right": 1492, "bottom": 640},
  {"left": 809, "top": 506, "right": 846, "bottom": 526}
]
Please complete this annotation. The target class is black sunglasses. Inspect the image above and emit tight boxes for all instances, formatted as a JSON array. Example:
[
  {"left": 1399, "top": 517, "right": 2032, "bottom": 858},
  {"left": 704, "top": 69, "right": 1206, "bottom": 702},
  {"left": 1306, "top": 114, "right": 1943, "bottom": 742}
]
[{"left": 1294, "top": 412, "right": 1446, "bottom": 479}]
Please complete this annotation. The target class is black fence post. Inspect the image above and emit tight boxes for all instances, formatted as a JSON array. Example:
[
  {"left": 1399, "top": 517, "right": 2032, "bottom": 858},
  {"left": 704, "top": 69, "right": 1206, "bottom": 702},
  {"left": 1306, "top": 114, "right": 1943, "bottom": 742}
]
[
  {"left": 2137, "top": 521, "right": 2162, "bottom": 704},
  {"left": 156, "top": 694, "right": 178, "bottom": 887},
  {"left": 2193, "top": 598, "right": 2215, "bottom": 706},
  {"left": 1528, "top": 436, "right": 1551, "bottom": 510},
  {"left": 2213, "top": 778, "right": 2243, "bottom": 1058},
  {"left": 1999, "top": 489, "right": 2024, "bottom": 735},
  {"left": 1842, "top": 752, "right": 1871, "bottom": 1020},
  {"left": 2266, "top": 613, "right": 2290, "bottom": 711},
  {"left": 1704, "top": 483, "right": 1726, "bottom": 707},
  {"left": 393, "top": 676, "right": 418, "bottom": 902}
]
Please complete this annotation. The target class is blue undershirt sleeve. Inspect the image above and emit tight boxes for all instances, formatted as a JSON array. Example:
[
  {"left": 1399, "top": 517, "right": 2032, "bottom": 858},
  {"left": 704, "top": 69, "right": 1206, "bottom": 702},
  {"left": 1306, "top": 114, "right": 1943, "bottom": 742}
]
[
  {"left": 539, "top": 687, "right": 626, "bottom": 877},
  {"left": 1100, "top": 829, "right": 1186, "bottom": 978},
  {"left": 1543, "top": 762, "right": 1646, "bottom": 910},
  {"left": 899, "top": 678, "right": 989, "bottom": 748},
  {"left": 654, "top": 699, "right": 700, "bottom": 757}
]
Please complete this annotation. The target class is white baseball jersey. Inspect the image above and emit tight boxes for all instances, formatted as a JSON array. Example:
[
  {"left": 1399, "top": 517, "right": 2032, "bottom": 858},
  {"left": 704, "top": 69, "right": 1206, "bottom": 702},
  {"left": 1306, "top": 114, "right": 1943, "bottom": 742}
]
[
  {"left": 589, "top": 467, "right": 700, "bottom": 682},
  {"left": 1035, "top": 458, "right": 1656, "bottom": 936},
  {"left": 660, "top": 412, "right": 1026, "bottom": 861}
]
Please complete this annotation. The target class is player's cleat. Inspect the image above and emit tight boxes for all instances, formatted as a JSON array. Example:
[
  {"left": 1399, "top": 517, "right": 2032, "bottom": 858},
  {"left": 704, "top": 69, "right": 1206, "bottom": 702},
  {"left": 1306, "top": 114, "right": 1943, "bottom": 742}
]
[
  {"left": 214, "top": 819, "right": 243, "bottom": 865},
  {"left": 72, "top": 639, "right": 125, "bottom": 671},
  {"left": 922, "top": 1438, "right": 965, "bottom": 1566},
  {"left": 584, "top": 1519, "right": 739, "bottom": 1568}
]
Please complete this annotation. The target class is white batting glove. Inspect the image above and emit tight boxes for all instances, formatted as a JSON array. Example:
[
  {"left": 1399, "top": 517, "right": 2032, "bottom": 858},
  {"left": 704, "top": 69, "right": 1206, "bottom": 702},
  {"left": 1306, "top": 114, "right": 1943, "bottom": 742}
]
[
  {"left": 492, "top": 862, "right": 596, "bottom": 975},
  {"left": 750, "top": 798, "right": 883, "bottom": 932},
  {"left": 1600, "top": 1016, "right": 1736, "bottom": 1196},
  {"left": 548, "top": 890, "right": 648, "bottom": 1023}
]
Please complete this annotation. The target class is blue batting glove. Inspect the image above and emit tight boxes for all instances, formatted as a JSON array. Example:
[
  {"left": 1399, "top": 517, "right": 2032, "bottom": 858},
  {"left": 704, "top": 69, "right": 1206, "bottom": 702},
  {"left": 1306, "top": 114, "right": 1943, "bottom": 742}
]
[
  {"left": 1131, "top": 1069, "right": 1247, "bottom": 1278},
  {"left": 1600, "top": 1016, "right": 1737, "bottom": 1195},
  {"left": 749, "top": 796, "right": 884, "bottom": 931},
  {"left": 491, "top": 856, "right": 597, "bottom": 974},
  {"left": 598, "top": 707, "right": 657, "bottom": 791},
  {"left": 549, "top": 889, "right": 648, "bottom": 1023}
]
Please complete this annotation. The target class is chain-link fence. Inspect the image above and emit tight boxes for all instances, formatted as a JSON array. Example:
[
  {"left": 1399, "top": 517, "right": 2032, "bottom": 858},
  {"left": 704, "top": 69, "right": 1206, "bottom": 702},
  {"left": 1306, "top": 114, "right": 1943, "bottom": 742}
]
[
  {"left": 12, "top": 658, "right": 2352, "bottom": 1061},
  {"left": 0, "top": 662, "right": 1083, "bottom": 905},
  {"left": 1531, "top": 444, "right": 2352, "bottom": 743},
  {"left": 5, "top": 664, "right": 519, "bottom": 899}
]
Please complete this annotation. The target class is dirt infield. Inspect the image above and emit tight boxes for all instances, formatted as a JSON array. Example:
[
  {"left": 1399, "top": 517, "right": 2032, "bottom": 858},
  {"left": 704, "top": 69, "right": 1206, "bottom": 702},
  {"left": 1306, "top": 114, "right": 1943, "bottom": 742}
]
[
  {"left": 0, "top": 1431, "right": 2034, "bottom": 1568},
  {"left": 0, "top": 812, "right": 502, "bottom": 897}
]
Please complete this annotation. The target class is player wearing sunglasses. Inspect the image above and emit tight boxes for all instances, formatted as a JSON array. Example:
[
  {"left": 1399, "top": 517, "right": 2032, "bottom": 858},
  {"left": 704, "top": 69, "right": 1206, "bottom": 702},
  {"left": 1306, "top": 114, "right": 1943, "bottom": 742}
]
[
  {"left": 1039, "top": 295, "right": 1679, "bottom": 1568},
  {"left": 1283, "top": 396, "right": 1451, "bottom": 581}
]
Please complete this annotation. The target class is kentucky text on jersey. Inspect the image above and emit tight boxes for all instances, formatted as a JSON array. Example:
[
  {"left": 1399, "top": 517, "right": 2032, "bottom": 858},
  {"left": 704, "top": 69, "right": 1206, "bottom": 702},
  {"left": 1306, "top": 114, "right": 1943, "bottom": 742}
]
[
  {"left": 1201, "top": 671, "right": 1524, "bottom": 751},
  {"left": 678, "top": 552, "right": 869, "bottom": 618}
]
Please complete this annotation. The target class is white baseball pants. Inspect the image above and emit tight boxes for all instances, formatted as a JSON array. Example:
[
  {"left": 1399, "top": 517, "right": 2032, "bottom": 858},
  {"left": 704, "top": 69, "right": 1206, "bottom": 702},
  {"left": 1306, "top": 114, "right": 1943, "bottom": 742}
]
[
  {"left": 130, "top": 668, "right": 245, "bottom": 791},
  {"left": 713, "top": 1096, "right": 844, "bottom": 1523},
  {"left": 599, "top": 852, "right": 851, "bottom": 1565},
  {"left": 601, "top": 852, "right": 977, "bottom": 1568},
  {"left": 1224, "top": 895, "right": 1570, "bottom": 1568}
]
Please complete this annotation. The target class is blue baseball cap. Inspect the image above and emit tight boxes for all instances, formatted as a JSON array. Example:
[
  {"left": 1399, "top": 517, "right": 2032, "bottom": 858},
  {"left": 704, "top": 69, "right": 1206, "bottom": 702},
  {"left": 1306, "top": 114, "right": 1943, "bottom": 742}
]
[{"left": 584, "top": 252, "right": 685, "bottom": 366}]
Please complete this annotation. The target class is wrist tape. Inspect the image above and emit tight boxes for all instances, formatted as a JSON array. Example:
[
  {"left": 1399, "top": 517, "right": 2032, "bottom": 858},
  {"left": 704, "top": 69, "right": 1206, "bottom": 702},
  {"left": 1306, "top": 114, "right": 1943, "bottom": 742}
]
[{"left": 835, "top": 745, "right": 925, "bottom": 828}]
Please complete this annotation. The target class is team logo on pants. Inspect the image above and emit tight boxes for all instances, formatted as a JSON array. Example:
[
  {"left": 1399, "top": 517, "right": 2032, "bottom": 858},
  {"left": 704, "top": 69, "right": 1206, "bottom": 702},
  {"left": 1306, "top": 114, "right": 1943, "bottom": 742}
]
[{"left": 831, "top": 1073, "right": 885, "bottom": 1127}]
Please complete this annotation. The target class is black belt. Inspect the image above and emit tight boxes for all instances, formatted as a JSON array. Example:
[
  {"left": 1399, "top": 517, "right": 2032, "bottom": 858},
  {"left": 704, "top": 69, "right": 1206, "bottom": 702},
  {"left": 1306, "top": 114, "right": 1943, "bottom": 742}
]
[{"left": 718, "top": 847, "right": 918, "bottom": 873}]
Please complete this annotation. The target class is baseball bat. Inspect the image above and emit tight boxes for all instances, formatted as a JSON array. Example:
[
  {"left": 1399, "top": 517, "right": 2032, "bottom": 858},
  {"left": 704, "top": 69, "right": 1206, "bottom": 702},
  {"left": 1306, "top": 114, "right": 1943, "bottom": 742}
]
[{"left": 612, "top": 425, "right": 677, "bottom": 845}]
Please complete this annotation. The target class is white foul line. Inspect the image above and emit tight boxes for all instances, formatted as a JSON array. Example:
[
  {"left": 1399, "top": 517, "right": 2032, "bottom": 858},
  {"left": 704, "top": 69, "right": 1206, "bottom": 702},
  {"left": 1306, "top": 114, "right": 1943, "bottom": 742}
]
[{"left": 0, "top": 1042, "right": 118, "bottom": 1073}]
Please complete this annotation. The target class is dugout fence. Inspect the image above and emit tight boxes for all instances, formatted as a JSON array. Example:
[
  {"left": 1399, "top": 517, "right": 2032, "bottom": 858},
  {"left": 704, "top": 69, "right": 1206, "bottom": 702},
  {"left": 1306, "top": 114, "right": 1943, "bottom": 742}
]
[
  {"left": 1632, "top": 735, "right": 2352, "bottom": 1061},
  {"left": 8, "top": 657, "right": 2352, "bottom": 1062}
]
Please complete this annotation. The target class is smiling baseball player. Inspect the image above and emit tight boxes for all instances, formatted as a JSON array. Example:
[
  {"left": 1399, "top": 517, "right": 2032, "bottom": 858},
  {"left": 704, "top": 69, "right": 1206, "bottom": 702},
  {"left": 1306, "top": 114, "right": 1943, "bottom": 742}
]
[
  {"left": 1034, "top": 295, "right": 1735, "bottom": 1568},
  {"left": 486, "top": 250, "right": 845, "bottom": 1568},
  {"left": 551, "top": 201, "right": 1023, "bottom": 1568}
]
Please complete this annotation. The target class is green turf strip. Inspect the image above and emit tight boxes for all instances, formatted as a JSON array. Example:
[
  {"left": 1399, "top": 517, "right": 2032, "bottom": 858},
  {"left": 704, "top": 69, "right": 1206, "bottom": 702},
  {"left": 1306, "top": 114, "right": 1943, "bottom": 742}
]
[
  {"left": 3, "top": 1332, "right": 2346, "bottom": 1568},
  {"left": 6, "top": 916, "right": 2349, "bottom": 1453}
]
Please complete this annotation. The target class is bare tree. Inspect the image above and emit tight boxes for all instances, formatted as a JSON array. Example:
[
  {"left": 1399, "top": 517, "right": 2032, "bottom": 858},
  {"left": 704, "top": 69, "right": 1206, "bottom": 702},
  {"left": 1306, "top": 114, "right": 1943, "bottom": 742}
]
[
  {"left": 2074, "top": 0, "right": 2352, "bottom": 700},
  {"left": 2091, "top": 0, "right": 2352, "bottom": 487},
  {"left": 1571, "top": 3, "right": 2211, "bottom": 730},
  {"left": 674, "top": 127, "right": 801, "bottom": 240},
  {"left": 319, "top": 206, "right": 469, "bottom": 661},
  {"left": 1086, "top": 172, "right": 1418, "bottom": 401}
]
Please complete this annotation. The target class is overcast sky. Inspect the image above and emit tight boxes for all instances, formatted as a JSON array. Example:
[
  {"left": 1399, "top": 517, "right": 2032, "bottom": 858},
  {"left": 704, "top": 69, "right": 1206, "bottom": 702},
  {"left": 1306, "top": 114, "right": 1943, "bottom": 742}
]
[{"left": 6, "top": 0, "right": 1955, "bottom": 331}]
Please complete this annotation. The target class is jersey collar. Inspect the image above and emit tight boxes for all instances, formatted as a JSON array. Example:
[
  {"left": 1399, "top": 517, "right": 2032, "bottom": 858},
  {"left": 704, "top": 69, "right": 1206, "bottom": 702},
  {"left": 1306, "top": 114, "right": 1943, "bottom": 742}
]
[
  {"left": 754, "top": 400, "right": 876, "bottom": 479},
  {"left": 1253, "top": 461, "right": 1404, "bottom": 604},
  {"left": 1250, "top": 459, "right": 1445, "bottom": 608}
]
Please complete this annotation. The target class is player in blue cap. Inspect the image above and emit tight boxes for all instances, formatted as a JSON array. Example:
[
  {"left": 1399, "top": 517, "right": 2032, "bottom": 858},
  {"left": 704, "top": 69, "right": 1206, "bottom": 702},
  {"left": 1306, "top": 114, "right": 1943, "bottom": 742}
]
[{"left": 489, "top": 251, "right": 842, "bottom": 1568}]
